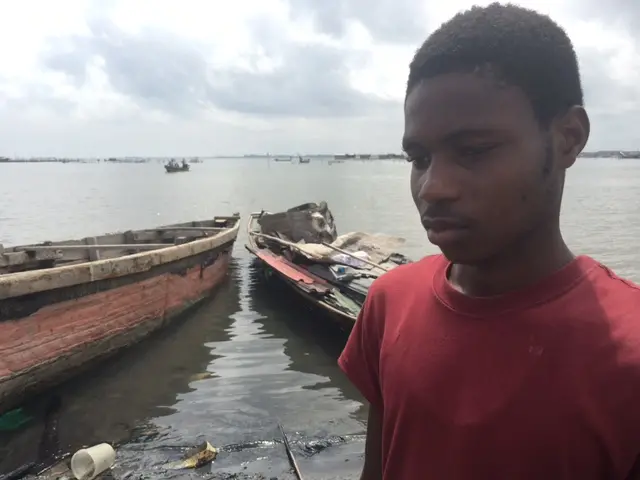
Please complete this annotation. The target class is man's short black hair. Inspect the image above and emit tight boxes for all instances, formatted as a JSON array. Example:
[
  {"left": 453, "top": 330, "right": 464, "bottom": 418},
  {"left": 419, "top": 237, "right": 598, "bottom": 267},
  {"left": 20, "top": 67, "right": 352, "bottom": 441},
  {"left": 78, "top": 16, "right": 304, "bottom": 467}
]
[{"left": 407, "top": 3, "right": 584, "bottom": 126}]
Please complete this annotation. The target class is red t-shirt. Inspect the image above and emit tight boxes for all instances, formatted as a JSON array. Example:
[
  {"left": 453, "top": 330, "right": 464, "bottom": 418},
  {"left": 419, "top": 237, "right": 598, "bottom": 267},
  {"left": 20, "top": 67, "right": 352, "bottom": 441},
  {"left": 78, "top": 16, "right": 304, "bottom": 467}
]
[{"left": 338, "top": 254, "right": 640, "bottom": 479}]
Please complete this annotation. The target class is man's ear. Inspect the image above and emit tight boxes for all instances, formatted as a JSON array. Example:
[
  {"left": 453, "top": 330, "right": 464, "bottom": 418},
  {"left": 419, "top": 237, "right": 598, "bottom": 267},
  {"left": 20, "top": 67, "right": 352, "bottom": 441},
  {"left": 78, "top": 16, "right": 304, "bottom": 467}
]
[{"left": 551, "top": 106, "right": 590, "bottom": 169}]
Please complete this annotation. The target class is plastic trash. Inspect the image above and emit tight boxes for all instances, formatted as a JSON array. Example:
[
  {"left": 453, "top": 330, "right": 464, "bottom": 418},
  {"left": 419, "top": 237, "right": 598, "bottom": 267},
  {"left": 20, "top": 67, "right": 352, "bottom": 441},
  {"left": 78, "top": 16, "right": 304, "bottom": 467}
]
[
  {"left": 189, "top": 372, "right": 213, "bottom": 382},
  {"left": 330, "top": 251, "right": 370, "bottom": 269},
  {"left": 0, "top": 408, "right": 31, "bottom": 431},
  {"left": 165, "top": 441, "right": 218, "bottom": 470},
  {"left": 70, "top": 443, "right": 116, "bottom": 480}
]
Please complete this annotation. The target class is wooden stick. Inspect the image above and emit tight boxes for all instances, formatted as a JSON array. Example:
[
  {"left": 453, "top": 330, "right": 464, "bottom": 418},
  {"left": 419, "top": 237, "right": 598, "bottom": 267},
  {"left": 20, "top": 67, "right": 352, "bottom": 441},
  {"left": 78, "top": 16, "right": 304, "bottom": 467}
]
[
  {"left": 140, "top": 227, "right": 225, "bottom": 232},
  {"left": 16, "top": 243, "right": 170, "bottom": 251},
  {"left": 0, "top": 462, "right": 35, "bottom": 480},
  {"left": 251, "top": 231, "right": 389, "bottom": 272},
  {"left": 250, "top": 232, "right": 305, "bottom": 250},
  {"left": 278, "top": 423, "right": 304, "bottom": 480}
]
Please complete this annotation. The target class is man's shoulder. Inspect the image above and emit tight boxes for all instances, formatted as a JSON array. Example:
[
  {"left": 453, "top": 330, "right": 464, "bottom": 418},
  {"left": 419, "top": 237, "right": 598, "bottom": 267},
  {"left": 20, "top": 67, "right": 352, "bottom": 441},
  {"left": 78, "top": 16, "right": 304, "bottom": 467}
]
[
  {"left": 577, "top": 260, "right": 640, "bottom": 441},
  {"left": 591, "top": 259, "right": 640, "bottom": 288},
  {"left": 578, "top": 258, "right": 640, "bottom": 367},
  {"left": 584, "top": 257, "right": 640, "bottom": 313}
]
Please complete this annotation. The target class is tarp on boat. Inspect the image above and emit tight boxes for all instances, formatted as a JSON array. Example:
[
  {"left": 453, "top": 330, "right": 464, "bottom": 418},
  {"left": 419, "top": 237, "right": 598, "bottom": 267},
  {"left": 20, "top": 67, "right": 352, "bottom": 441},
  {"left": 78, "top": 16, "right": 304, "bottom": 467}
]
[{"left": 292, "top": 231, "right": 406, "bottom": 269}]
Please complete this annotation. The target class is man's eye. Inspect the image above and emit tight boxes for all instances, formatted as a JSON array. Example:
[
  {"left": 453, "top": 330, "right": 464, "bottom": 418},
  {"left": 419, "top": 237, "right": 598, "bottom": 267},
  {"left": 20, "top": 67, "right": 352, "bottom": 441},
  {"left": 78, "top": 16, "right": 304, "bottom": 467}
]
[
  {"left": 459, "top": 144, "right": 497, "bottom": 156},
  {"left": 407, "top": 154, "right": 431, "bottom": 169}
]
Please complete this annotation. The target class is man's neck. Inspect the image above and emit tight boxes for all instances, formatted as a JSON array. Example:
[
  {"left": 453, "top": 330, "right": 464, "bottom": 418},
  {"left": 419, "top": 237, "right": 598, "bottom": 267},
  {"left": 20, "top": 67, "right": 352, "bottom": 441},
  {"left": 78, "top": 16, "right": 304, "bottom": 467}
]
[{"left": 448, "top": 224, "right": 574, "bottom": 298}]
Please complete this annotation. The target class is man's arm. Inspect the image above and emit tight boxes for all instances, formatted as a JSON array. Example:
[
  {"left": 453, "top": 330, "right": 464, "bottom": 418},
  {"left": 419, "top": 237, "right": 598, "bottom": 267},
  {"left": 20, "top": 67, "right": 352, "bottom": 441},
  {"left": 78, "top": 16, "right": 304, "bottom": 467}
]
[{"left": 361, "top": 405, "right": 383, "bottom": 480}]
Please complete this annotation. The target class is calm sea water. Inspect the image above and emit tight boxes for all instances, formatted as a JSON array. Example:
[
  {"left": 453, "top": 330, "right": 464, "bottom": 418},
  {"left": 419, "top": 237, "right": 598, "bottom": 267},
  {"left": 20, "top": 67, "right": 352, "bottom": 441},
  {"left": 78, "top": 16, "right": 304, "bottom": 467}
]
[{"left": 0, "top": 157, "right": 639, "bottom": 478}]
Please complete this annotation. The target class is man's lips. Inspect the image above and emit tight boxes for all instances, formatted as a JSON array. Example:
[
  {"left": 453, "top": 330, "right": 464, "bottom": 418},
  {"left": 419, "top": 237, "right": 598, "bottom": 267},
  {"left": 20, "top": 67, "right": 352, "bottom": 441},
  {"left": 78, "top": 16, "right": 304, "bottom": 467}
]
[
  {"left": 422, "top": 217, "right": 470, "bottom": 245},
  {"left": 421, "top": 217, "right": 469, "bottom": 232}
]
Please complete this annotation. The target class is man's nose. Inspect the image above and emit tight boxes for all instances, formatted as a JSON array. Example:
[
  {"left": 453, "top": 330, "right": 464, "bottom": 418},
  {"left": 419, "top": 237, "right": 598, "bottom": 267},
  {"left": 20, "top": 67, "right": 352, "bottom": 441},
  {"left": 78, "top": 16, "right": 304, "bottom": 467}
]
[{"left": 417, "top": 157, "right": 461, "bottom": 204}]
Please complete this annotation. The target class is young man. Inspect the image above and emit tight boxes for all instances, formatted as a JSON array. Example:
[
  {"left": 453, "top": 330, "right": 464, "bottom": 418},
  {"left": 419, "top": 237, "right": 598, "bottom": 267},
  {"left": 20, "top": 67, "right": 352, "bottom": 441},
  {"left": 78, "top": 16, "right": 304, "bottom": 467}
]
[{"left": 338, "top": 3, "right": 640, "bottom": 480}]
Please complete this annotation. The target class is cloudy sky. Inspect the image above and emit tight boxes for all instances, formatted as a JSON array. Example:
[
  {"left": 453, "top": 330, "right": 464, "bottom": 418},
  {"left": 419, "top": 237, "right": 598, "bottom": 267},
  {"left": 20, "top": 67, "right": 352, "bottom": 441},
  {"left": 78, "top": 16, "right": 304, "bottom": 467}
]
[{"left": 0, "top": 0, "right": 637, "bottom": 157}]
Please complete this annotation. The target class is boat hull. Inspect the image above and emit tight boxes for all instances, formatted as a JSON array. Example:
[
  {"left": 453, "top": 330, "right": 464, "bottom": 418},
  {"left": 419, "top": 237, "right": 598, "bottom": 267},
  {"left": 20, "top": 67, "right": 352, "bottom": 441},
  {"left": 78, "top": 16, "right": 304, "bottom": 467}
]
[
  {"left": 256, "top": 257, "right": 357, "bottom": 332},
  {"left": 0, "top": 220, "right": 239, "bottom": 413}
]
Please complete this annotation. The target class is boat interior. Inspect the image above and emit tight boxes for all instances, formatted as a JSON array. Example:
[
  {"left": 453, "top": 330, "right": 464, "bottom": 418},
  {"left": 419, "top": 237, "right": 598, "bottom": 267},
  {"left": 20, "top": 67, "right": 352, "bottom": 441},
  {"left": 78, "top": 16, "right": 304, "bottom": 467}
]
[{"left": 0, "top": 215, "right": 240, "bottom": 275}]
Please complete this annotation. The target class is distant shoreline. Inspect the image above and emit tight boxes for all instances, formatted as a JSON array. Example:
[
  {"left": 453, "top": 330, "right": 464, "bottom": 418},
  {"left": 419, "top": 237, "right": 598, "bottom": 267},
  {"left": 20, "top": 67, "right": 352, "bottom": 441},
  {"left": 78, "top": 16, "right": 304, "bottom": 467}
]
[
  {"left": 578, "top": 151, "right": 640, "bottom": 158},
  {"left": 0, "top": 154, "right": 407, "bottom": 164},
  {"left": 0, "top": 151, "right": 637, "bottom": 163}
]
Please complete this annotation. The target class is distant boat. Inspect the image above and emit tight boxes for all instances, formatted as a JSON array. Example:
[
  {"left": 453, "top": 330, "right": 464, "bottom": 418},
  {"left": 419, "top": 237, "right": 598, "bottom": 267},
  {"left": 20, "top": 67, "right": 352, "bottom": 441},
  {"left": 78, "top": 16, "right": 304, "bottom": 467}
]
[
  {"left": 297, "top": 155, "right": 310, "bottom": 164},
  {"left": 165, "top": 160, "right": 190, "bottom": 173}
]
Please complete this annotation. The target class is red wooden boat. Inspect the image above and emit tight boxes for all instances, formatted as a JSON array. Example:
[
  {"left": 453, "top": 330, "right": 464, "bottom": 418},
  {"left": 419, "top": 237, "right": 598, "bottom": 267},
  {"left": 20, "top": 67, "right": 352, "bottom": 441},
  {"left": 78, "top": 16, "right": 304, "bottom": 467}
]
[
  {"left": 245, "top": 204, "right": 410, "bottom": 330},
  {"left": 0, "top": 214, "right": 240, "bottom": 414},
  {"left": 247, "top": 218, "right": 357, "bottom": 329}
]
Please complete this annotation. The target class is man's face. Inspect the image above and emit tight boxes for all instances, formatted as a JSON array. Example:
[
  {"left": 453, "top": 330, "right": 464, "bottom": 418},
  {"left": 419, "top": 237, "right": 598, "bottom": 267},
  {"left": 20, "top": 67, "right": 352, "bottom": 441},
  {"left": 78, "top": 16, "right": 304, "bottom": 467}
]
[{"left": 404, "top": 72, "right": 562, "bottom": 264}]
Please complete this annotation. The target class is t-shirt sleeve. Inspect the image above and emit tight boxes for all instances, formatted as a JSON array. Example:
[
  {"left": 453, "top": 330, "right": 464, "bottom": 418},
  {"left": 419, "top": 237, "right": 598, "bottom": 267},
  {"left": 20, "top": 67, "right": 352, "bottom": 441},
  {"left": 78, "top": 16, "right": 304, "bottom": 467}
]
[{"left": 338, "top": 285, "right": 383, "bottom": 410}]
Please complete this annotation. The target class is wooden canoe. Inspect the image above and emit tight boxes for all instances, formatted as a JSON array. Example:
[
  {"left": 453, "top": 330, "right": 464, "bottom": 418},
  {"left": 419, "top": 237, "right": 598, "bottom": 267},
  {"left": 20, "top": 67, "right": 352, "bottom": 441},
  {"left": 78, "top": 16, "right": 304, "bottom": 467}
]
[
  {"left": 245, "top": 211, "right": 409, "bottom": 331},
  {"left": 0, "top": 214, "right": 240, "bottom": 414}
]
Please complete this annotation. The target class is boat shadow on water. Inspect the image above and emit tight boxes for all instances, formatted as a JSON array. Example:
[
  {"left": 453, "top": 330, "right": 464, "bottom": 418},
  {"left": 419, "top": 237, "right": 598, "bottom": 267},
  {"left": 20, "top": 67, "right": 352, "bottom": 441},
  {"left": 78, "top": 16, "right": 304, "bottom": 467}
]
[
  {"left": 247, "top": 257, "right": 367, "bottom": 407},
  {"left": 249, "top": 257, "right": 351, "bottom": 354}
]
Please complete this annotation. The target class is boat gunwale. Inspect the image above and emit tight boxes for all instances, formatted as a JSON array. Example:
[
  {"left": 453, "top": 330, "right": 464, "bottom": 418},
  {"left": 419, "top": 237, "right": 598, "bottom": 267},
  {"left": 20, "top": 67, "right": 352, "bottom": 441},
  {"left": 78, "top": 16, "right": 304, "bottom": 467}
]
[{"left": 0, "top": 215, "right": 241, "bottom": 300}]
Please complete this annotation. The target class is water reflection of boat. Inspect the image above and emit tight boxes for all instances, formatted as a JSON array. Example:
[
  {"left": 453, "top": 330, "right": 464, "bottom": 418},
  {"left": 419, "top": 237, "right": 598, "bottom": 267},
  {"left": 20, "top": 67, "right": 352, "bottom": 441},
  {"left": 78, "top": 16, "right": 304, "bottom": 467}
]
[
  {"left": 247, "top": 254, "right": 373, "bottom": 444},
  {"left": 0, "top": 214, "right": 241, "bottom": 415},
  {"left": 248, "top": 259, "right": 349, "bottom": 360},
  {"left": 245, "top": 202, "right": 410, "bottom": 330}
]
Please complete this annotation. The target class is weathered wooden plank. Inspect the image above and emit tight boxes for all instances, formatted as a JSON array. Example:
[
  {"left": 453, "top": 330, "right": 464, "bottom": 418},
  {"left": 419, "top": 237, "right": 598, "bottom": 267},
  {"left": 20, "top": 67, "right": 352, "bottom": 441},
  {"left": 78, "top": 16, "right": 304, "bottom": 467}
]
[
  {"left": 0, "top": 250, "right": 64, "bottom": 268},
  {"left": 141, "top": 227, "right": 226, "bottom": 232},
  {"left": 131, "top": 231, "right": 205, "bottom": 243},
  {"left": 252, "top": 248, "right": 330, "bottom": 291},
  {"left": 15, "top": 244, "right": 170, "bottom": 251}
]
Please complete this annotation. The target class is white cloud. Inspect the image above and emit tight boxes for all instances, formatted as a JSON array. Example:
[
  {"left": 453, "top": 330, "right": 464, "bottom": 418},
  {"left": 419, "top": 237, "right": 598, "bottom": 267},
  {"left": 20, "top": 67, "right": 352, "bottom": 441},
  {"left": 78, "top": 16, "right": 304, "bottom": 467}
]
[{"left": 0, "top": 0, "right": 637, "bottom": 156}]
